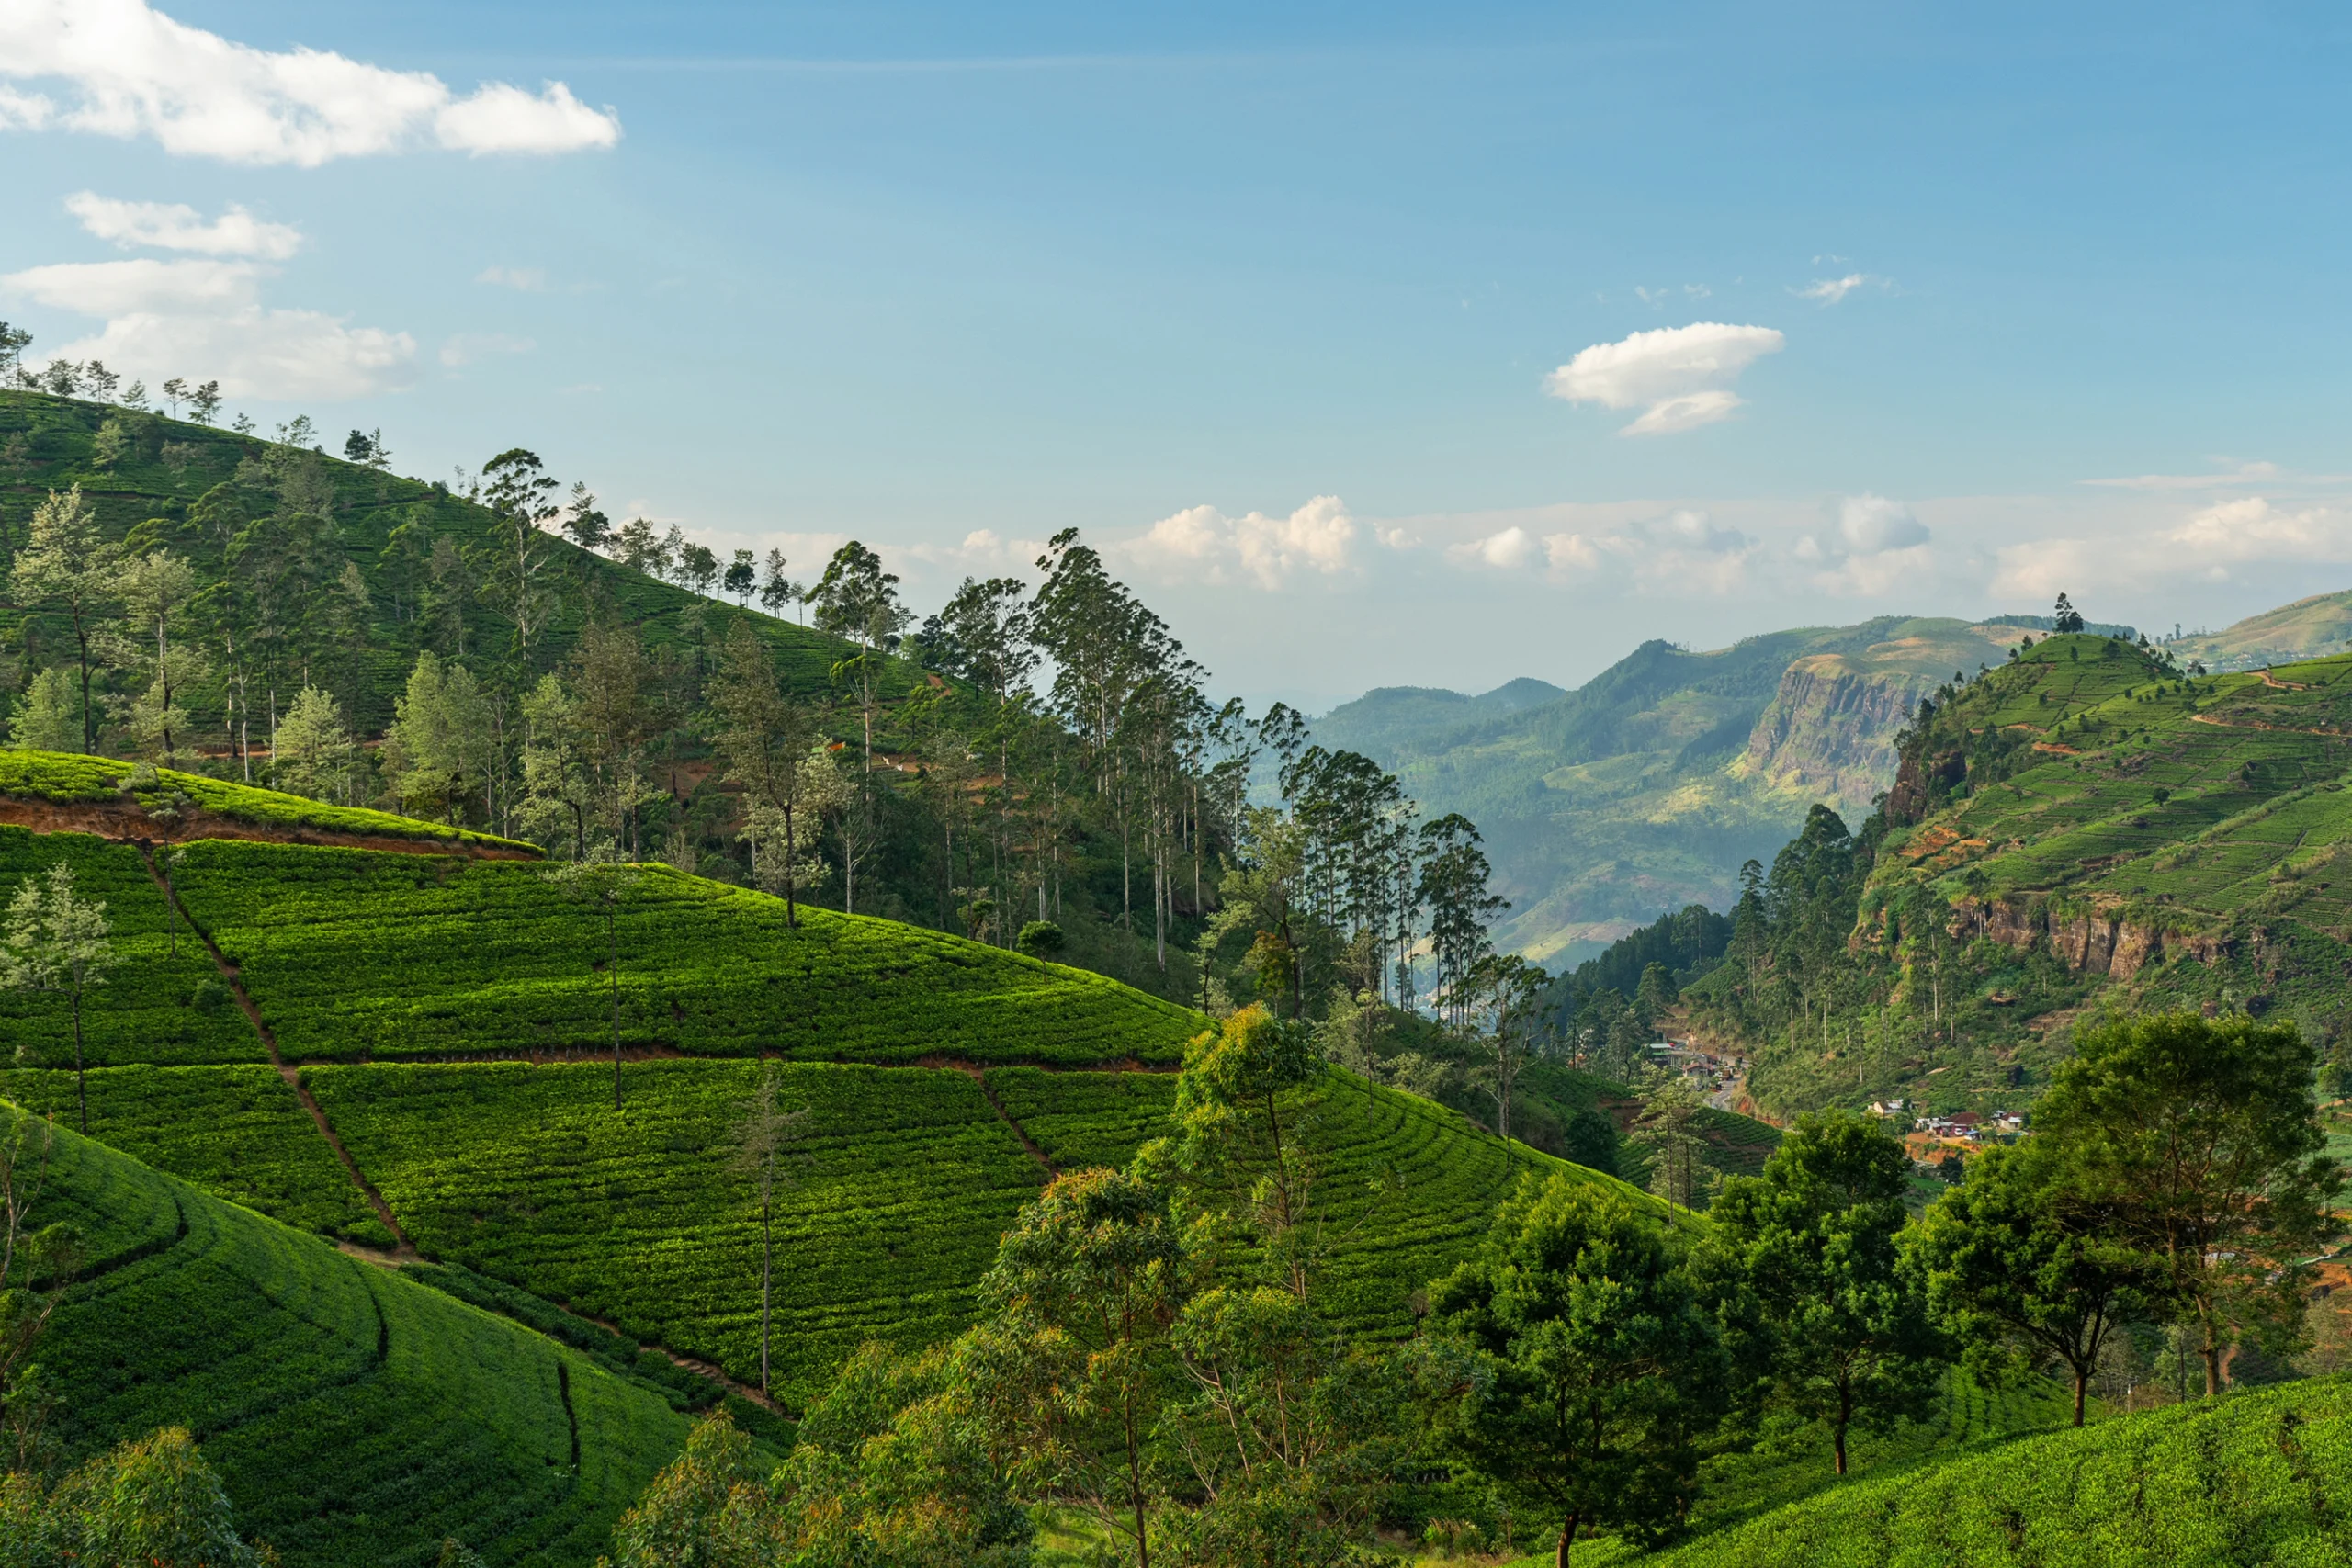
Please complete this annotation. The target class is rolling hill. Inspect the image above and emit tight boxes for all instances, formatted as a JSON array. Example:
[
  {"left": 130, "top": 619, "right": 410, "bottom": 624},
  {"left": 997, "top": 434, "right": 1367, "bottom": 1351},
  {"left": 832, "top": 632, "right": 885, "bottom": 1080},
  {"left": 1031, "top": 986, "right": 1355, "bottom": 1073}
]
[
  {"left": 15, "top": 1113, "right": 710, "bottom": 1566},
  {"left": 1595, "top": 1373, "right": 2352, "bottom": 1567},
  {"left": 0, "top": 390, "right": 865, "bottom": 730},
  {"left": 2170, "top": 588, "right": 2352, "bottom": 673},
  {"left": 1686, "top": 630, "right": 2352, "bottom": 1114},
  {"left": 1312, "top": 616, "right": 2034, "bottom": 964},
  {"left": 0, "top": 750, "right": 1641, "bottom": 1446}
]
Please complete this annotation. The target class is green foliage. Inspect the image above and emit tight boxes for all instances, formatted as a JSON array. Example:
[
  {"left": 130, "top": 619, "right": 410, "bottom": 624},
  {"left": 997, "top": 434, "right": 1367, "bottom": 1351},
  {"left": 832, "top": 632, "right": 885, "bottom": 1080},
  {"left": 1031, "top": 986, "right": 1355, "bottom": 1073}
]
[
  {"left": 16, "top": 1111, "right": 704, "bottom": 1566},
  {"left": 1430, "top": 1175, "right": 1725, "bottom": 1562},
  {"left": 164, "top": 843, "right": 1198, "bottom": 1065},
  {"left": 4, "top": 1426, "right": 265, "bottom": 1567},
  {"left": 1908, "top": 1140, "right": 2158, "bottom": 1425},
  {"left": 1704, "top": 1111, "right": 1947, "bottom": 1474},
  {"left": 1633, "top": 1374, "right": 2352, "bottom": 1567},
  {"left": 2035, "top": 1010, "right": 2340, "bottom": 1395}
]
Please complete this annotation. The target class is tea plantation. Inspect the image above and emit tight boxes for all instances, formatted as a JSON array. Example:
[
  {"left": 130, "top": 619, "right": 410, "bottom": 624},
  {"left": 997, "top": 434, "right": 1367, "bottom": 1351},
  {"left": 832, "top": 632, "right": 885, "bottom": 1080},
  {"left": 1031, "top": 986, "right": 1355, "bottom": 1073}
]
[
  {"left": 300, "top": 1057, "right": 1636, "bottom": 1403},
  {"left": 16, "top": 1113, "right": 709, "bottom": 1566},
  {"left": 1607, "top": 1373, "right": 2352, "bottom": 1567},
  {"left": 167, "top": 840, "right": 1204, "bottom": 1065}
]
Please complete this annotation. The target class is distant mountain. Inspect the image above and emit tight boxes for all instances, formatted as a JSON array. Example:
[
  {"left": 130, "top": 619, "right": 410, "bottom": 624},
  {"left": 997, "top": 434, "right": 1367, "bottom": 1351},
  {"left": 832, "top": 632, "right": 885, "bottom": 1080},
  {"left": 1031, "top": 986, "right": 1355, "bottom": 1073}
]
[
  {"left": 2171, "top": 588, "right": 2352, "bottom": 671},
  {"left": 1311, "top": 676, "right": 1568, "bottom": 757},
  {"left": 1314, "top": 617, "right": 2030, "bottom": 968}
]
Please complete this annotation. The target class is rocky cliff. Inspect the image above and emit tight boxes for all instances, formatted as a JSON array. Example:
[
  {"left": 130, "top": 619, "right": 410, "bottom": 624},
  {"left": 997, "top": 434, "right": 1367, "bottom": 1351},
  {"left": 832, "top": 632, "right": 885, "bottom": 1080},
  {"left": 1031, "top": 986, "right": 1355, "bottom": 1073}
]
[{"left": 1738, "top": 653, "right": 1936, "bottom": 814}]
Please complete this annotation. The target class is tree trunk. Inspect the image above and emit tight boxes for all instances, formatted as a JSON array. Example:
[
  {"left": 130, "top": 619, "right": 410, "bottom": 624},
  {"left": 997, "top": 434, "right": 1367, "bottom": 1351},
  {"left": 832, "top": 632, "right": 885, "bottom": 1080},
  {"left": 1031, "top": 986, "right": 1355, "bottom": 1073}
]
[
  {"left": 608, "top": 903, "right": 622, "bottom": 1111},
  {"left": 74, "top": 617, "right": 93, "bottom": 753},
  {"left": 72, "top": 986, "right": 86, "bottom": 1133},
  {"left": 1556, "top": 1513, "right": 1579, "bottom": 1568},
  {"left": 783, "top": 800, "right": 797, "bottom": 928},
  {"left": 2074, "top": 1365, "right": 2088, "bottom": 1427},
  {"left": 760, "top": 1192, "right": 773, "bottom": 1395},
  {"left": 2201, "top": 1306, "right": 2222, "bottom": 1398}
]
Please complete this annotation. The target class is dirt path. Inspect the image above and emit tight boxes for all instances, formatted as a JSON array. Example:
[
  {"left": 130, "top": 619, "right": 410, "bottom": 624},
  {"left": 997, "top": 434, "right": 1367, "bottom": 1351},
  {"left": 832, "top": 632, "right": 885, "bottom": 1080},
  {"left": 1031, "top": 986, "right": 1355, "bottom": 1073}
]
[
  {"left": 931, "top": 1059, "right": 1057, "bottom": 1175},
  {"left": 134, "top": 842, "right": 419, "bottom": 1260},
  {"left": 0, "top": 794, "right": 536, "bottom": 860}
]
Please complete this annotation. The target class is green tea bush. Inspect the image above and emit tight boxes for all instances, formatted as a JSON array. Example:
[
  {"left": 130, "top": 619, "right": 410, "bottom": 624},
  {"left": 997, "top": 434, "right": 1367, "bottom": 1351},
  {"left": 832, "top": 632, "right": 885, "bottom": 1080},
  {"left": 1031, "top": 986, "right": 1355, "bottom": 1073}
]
[
  {"left": 174, "top": 844, "right": 1201, "bottom": 1066},
  {"left": 0, "top": 1063, "right": 381, "bottom": 1241},
  {"left": 1643, "top": 1375, "right": 2352, "bottom": 1567},
  {"left": 22, "top": 1115, "right": 706, "bottom": 1568},
  {"left": 303, "top": 1059, "right": 1053, "bottom": 1404}
]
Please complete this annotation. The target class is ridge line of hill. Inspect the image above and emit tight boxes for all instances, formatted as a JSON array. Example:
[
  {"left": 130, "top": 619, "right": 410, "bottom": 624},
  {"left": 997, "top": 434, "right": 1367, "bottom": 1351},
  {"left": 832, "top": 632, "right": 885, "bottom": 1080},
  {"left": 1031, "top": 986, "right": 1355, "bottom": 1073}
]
[{"left": 134, "top": 840, "right": 419, "bottom": 1257}]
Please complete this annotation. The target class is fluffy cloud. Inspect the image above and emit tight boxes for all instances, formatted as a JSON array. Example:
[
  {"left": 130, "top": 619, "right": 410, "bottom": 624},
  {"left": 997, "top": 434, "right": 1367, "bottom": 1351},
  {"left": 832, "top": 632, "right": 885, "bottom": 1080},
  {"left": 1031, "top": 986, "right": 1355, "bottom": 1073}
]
[
  {"left": 1795, "top": 273, "right": 1884, "bottom": 304},
  {"left": 1544, "top": 322, "right": 1785, "bottom": 435},
  {"left": 2167, "top": 496, "right": 2347, "bottom": 562},
  {"left": 1127, "top": 495, "right": 1364, "bottom": 589},
  {"left": 1792, "top": 494, "right": 1933, "bottom": 593},
  {"left": 0, "top": 0, "right": 620, "bottom": 165},
  {"left": 66, "top": 191, "right": 300, "bottom": 258},
  {"left": 1449, "top": 507, "right": 1752, "bottom": 592},
  {"left": 4, "top": 250, "right": 412, "bottom": 400}
]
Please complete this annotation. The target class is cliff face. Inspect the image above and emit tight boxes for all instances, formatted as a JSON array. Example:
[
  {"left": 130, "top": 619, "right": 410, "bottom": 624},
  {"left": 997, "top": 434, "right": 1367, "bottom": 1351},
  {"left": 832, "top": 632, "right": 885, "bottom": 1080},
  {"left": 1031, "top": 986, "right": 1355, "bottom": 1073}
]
[
  {"left": 1954, "top": 897, "right": 2227, "bottom": 981},
  {"left": 1740, "top": 654, "right": 1933, "bottom": 814}
]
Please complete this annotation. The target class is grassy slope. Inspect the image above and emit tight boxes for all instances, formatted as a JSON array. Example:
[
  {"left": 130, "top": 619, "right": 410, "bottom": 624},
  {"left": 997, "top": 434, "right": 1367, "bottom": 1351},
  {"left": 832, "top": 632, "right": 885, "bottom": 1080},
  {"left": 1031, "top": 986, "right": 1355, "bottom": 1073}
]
[
  {"left": 0, "top": 390, "right": 871, "bottom": 725},
  {"left": 1871, "top": 640, "right": 2352, "bottom": 1029},
  {"left": 1318, "top": 619, "right": 2033, "bottom": 965},
  {"left": 18, "top": 1112, "right": 702, "bottom": 1568},
  {"left": 2173, "top": 588, "right": 2352, "bottom": 673},
  {"left": 167, "top": 840, "right": 1203, "bottom": 1065},
  {"left": 0, "top": 749, "right": 531, "bottom": 849},
  {"left": 1611, "top": 1375, "right": 2352, "bottom": 1567},
  {"left": 298, "top": 1058, "right": 1647, "bottom": 1405}
]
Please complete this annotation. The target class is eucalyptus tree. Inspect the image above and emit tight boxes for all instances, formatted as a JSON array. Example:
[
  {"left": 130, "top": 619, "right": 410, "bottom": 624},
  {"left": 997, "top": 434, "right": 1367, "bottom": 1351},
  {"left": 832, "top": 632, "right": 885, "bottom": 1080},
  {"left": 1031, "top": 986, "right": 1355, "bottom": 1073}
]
[
  {"left": 11, "top": 487, "right": 117, "bottom": 752},
  {"left": 0, "top": 864, "right": 119, "bottom": 1133},
  {"left": 706, "top": 620, "right": 820, "bottom": 924},
  {"left": 811, "top": 540, "right": 908, "bottom": 772},
  {"left": 477, "top": 447, "right": 563, "bottom": 660},
  {"left": 731, "top": 1063, "right": 810, "bottom": 1397},
  {"left": 1418, "top": 814, "right": 1505, "bottom": 1029}
]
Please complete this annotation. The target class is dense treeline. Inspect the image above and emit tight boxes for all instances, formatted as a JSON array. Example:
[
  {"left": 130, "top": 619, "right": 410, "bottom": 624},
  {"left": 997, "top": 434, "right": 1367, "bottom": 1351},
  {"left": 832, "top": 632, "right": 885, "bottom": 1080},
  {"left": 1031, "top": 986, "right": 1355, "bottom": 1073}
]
[{"left": 0, "top": 370, "right": 1528, "bottom": 1012}]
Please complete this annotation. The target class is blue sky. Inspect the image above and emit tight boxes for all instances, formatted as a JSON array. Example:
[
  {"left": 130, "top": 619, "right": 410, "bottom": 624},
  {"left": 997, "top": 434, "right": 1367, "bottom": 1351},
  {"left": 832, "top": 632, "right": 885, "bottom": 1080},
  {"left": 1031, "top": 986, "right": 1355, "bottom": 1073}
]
[{"left": 6, "top": 2, "right": 2352, "bottom": 707}]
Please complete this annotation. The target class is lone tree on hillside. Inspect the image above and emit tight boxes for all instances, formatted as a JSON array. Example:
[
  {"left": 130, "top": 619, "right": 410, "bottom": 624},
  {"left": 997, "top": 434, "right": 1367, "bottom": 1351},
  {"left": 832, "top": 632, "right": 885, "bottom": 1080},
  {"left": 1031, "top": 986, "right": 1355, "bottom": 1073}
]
[
  {"left": 0, "top": 865, "right": 119, "bottom": 1134},
  {"left": 1704, "top": 1111, "right": 1947, "bottom": 1473},
  {"left": 2034, "top": 1010, "right": 2341, "bottom": 1397},
  {"left": 1910, "top": 1138, "right": 2160, "bottom": 1427},
  {"left": 542, "top": 857, "right": 643, "bottom": 1111},
  {"left": 1430, "top": 1178, "right": 1726, "bottom": 1568},
  {"left": 2052, "top": 592, "right": 2086, "bottom": 634},
  {"left": 731, "top": 1063, "right": 809, "bottom": 1398}
]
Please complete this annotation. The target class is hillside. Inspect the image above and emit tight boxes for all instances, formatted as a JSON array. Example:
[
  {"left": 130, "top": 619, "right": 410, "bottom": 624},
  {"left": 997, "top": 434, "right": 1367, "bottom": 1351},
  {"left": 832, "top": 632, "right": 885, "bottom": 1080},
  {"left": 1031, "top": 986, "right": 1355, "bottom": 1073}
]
[
  {"left": 2171, "top": 587, "right": 2352, "bottom": 673},
  {"left": 1315, "top": 617, "right": 2027, "bottom": 964},
  {"left": 1689, "top": 631, "right": 2352, "bottom": 1113},
  {"left": 0, "top": 778, "right": 1641, "bottom": 1416},
  {"left": 0, "top": 390, "right": 865, "bottom": 730},
  {"left": 14, "top": 1111, "right": 708, "bottom": 1566},
  {"left": 1611, "top": 1373, "right": 2352, "bottom": 1566}
]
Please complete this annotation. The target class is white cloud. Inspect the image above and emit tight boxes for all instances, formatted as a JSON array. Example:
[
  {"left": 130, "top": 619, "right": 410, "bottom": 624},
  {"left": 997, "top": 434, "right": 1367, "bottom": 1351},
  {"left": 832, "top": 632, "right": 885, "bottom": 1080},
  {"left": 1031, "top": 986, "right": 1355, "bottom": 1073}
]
[
  {"left": 476, "top": 265, "right": 548, "bottom": 291},
  {"left": 4, "top": 255, "right": 412, "bottom": 400},
  {"left": 56, "top": 308, "right": 413, "bottom": 400},
  {"left": 65, "top": 190, "right": 300, "bottom": 258},
  {"left": 1450, "top": 507, "right": 1752, "bottom": 592},
  {"left": 2083, "top": 460, "right": 2282, "bottom": 491},
  {"left": 439, "top": 332, "right": 536, "bottom": 367},
  {"left": 1835, "top": 493, "right": 1930, "bottom": 555},
  {"left": 0, "top": 0, "right": 620, "bottom": 166},
  {"left": 0, "top": 86, "right": 54, "bottom": 129},
  {"left": 2168, "top": 496, "right": 2347, "bottom": 563},
  {"left": 1543, "top": 322, "right": 1785, "bottom": 436},
  {"left": 1127, "top": 495, "right": 1361, "bottom": 589},
  {"left": 1795, "top": 273, "right": 1884, "bottom": 304},
  {"left": 5, "top": 257, "right": 259, "bottom": 314}
]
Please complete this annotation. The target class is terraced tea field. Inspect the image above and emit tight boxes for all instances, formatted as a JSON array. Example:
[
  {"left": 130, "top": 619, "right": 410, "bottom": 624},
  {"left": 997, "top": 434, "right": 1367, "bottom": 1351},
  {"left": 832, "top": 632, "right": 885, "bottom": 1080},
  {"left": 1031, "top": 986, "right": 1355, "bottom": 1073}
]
[
  {"left": 169, "top": 840, "right": 1200, "bottom": 1065},
  {"left": 26, "top": 1118, "right": 707, "bottom": 1567}
]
